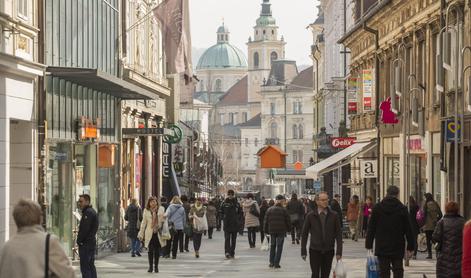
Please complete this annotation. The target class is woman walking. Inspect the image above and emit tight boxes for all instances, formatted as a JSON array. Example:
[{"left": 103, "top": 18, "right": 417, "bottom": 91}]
[
  {"left": 138, "top": 197, "right": 166, "bottom": 273},
  {"left": 165, "top": 196, "right": 187, "bottom": 259},
  {"left": 408, "top": 196, "right": 420, "bottom": 259},
  {"left": 206, "top": 200, "right": 218, "bottom": 239},
  {"left": 189, "top": 198, "right": 207, "bottom": 258},
  {"left": 259, "top": 199, "right": 269, "bottom": 243},
  {"left": 423, "top": 192, "right": 443, "bottom": 259},
  {"left": 362, "top": 196, "right": 373, "bottom": 237},
  {"left": 347, "top": 195, "right": 360, "bottom": 241},
  {"left": 242, "top": 193, "right": 260, "bottom": 248},
  {"left": 125, "top": 198, "right": 143, "bottom": 257},
  {"left": 432, "top": 201, "right": 465, "bottom": 278}
]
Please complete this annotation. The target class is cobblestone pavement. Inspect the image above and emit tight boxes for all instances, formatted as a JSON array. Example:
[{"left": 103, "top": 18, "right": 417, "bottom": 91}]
[{"left": 74, "top": 231, "right": 437, "bottom": 277}]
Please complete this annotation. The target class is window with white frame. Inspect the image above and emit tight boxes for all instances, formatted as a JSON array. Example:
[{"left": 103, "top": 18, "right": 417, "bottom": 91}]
[
  {"left": 292, "top": 124, "right": 298, "bottom": 139},
  {"left": 270, "top": 102, "right": 276, "bottom": 115},
  {"left": 245, "top": 138, "right": 249, "bottom": 146},
  {"left": 18, "top": 0, "right": 28, "bottom": 19},
  {"left": 298, "top": 125, "right": 304, "bottom": 139},
  {"left": 254, "top": 138, "right": 259, "bottom": 147}
]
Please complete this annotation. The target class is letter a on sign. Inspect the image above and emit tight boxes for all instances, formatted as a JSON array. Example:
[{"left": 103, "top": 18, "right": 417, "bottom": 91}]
[{"left": 361, "top": 160, "right": 377, "bottom": 179}]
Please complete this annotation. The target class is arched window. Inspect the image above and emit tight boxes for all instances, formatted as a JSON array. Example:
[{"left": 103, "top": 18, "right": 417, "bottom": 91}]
[
  {"left": 271, "top": 51, "right": 278, "bottom": 62},
  {"left": 215, "top": 79, "right": 222, "bottom": 91},
  {"left": 299, "top": 125, "right": 304, "bottom": 139},
  {"left": 270, "top": 122, "right": 277, "bottom": 138},
  {"left": 254, "top": 52, "right": 259, "bottom": 68},
  {"left": 292, "top": 124, "right": 298, "bottom": 139}
]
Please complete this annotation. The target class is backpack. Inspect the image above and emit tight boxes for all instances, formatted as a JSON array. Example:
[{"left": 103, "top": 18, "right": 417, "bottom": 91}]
[{"left": 416, "top": 208, "right": 425, "bottom": 228}]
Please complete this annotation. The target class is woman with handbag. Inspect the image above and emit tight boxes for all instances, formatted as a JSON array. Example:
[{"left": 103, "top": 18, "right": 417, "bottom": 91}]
[
  {"left": 125, "top": 198, "right": 143, "bottom": 257},
  {"left": 423, "top": 192, "right": 443, "bottom": 259},
  {"left": 242, "top": 193, "right": 260, "bottom": 248},
  {"left": 138, "top": 197, "right": 166, "bottom": 273},
  {"left": 189, "top": 198, "right": 208, "bottom": 258},
  {"left": 432, "top": 201, "right": 465, "bottom": 278}
]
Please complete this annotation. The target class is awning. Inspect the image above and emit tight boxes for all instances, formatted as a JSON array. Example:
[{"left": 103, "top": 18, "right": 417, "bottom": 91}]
[
  {"left": 46, "top": 67, "right": 163, "bottom": 100},
  {"left": 305, "top": 141, "right": 376, "bottom": 180}
]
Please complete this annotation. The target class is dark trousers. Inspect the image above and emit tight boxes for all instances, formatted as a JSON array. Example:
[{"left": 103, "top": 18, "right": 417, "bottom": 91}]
[
  {"left": 79, "top": 247, "right": 97, "bottom": 278},
  {"left": 291, "top": 220, "right": 301, "bottom": 241},
  {"left": 170, "top": 230, "right": 184, "bottom": 257},
  {"left": 377, "top": 256, "right": 404, "bottom": 278},
  {"left": 148, "top": 233, "right": 161, "bottom": 270},
  {"left": 183, "top": 234, "right": 190, "bottom": 251},
  {"left": 208, "top": 227, "right": 214, "bottom": 238},
  {"left": 216, "top": 214, "right": 222, "bottom": 231},
  {"left": 224, "top": 231, "right": 237, "bottom": 256},
  {"left": 260, "top": 230, "right": 266, "bottom": 243},
  {"left": 247, "top": 227, "right": 257, "bottom": 247},
  {"left": 425, "top": 230, "right": 434, "bottom": 257},
  {"left": 309, "top": 249, "right": 334, "bottom": 278},
  {"left": 269, "top": 233, "right": 285, "bottom": 266},
  {"left": 193, "top": 232, "right": 203, "bottom": 251}
]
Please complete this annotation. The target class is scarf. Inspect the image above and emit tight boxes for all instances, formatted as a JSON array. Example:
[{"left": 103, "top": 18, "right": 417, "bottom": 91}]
[
  {"left": 151, "top": 208, "right": 159, "bottom": 233},
  {"left": 195, "top": 203, "right": 203, "bottom": 211}
]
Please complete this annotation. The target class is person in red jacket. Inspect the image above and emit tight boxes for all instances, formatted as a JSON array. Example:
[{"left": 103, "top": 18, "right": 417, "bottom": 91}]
[{"left": 463, "top": 220, "right": 471, "bottom": 278}]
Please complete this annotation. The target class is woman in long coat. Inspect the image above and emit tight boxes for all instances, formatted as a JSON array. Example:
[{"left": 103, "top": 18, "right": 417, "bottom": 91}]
[
  {"left": 424, "top": 192, "right": 443, "bottom": 259},
  {"left": 206, "top": 200, "right": 218, "bottom": 239},
  {"left": 432, "top": 201, "right": 465, "bottom": 278},
  {"left": 125, "top": 198, "right": 143, "bottom": 257}
]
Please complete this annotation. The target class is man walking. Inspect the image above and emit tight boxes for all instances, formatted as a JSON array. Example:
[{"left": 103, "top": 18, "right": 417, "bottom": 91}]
[
  {"left": 77, "top": 194, "right": 99, "bottom": 278},
  {"left": 264, "top": 195, "right": 291, "bottom": 269},
  {"left": 287, "top": 193, "right": 304, "bottom": 244},
  {"left": 220, "top": 189, "right": 243, "bottom": 259},
  {"left": 301, "top": 192, "right": 342, "bottom": 278},
  {"left": 366, "top": 186, "right": 415, "bottom": 278}
]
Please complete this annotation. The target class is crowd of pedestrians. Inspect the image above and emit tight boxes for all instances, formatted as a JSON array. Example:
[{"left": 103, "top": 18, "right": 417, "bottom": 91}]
[{"left": 1, "top": 188, "right": 471, "bottom": 278}]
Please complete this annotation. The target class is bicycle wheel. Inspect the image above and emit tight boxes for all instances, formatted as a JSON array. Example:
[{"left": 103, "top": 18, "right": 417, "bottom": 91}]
[{"left": 417, "top": 232, "right": 427, "bottom": 252}]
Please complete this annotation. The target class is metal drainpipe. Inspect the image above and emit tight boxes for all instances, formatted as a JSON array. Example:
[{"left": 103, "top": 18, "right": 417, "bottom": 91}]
[{"left": 362, "top": 23, "right": 380, "bottom": 198}]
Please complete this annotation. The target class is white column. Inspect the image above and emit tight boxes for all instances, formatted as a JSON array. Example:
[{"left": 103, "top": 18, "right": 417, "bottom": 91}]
[{"left": 0, "top": 118, "right": 10, "bottom": 245}]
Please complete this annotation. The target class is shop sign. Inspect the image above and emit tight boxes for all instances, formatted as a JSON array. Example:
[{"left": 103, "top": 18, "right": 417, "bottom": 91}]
[
  {"left": 407, "top": 138, "right": 423, "bottom": 151},
  {"left": 331, "top": 137, "right": 356, "bottom": 149},
  {"left": 445, "top": 120, "right": 461, "bottom": 142},
  {"left": 162, "top": 142, "right": 171, "bottom": 178},
  {"left": 347, "top": 77, "right": 359, "bottom": 114},
  {"left": 362, "top": 69, "right": 374, "bottom": 111},
  {"left": 361, "top": 160, "right": 377, "bottom": 179},
  {"left": 122, "top": 128, "right": 166, "bottom": 136},
  {"left": 78, "top": 117, "right": 100, "bottom": 140}
]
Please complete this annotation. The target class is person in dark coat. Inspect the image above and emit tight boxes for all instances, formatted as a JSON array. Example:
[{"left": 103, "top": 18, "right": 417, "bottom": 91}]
[
  {"left": 423, "top": 192, "right": 443, "bottom": 259},
  {"left": 287, "top": 193, "right": 305, "bottom": 245},
  {"left": 125, "top": 198, "right": 143, "bottom": 257},
  {"left": 264, "top": 195, "right": 291, "bottom": 269},
  {"left": 408, "top": 196, "right": 420, "bottom": 259},
  {"left": 219, "top": 190, "right": 243, "bottom": 259},
  {"left": 77, "top": 194, "right": 99, "bottom": 278},
  {"left": 366, "top": 186, "right": 415, "bottom": 278},
  {"left": 329, "top": 194, "right": 343, "bottom": 228},
  {"left": 259, "top": 200, "right": 269, "bottom": 243},
  {"left": 301, "top": 192, "right": 342, "bottom": 278},
  {"left": 432, "top": 201, "right": 465, "bottom": 278}
]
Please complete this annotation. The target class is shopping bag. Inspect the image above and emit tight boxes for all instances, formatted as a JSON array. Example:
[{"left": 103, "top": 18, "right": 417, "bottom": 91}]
[
  {"left": 260, "top": 237, "right": 269, "bottom": 251},
  {"left": 366, "top": 250, "right": 380, "bottom": 278},
  {"left": 193, "top": 213, "right": 208, "bottom": 232},
  {"left": 160, "top": 219, "right": 172, "bottom": 240},
  {"left": 333, "top": 259, "right": 346, "bottom": 278}
]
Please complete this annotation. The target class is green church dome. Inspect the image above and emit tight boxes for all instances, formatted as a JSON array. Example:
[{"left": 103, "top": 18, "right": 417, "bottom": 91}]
[{"left": 197, "top": 24, "right": 248, "bottom": 70}]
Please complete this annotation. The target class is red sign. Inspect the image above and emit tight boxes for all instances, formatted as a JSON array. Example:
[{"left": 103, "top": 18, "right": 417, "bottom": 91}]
[
  {"left": 380, "top": 97, "right": 399, "bottom": 124},
  {"left": 348, "top": 102, "right": 358, "bottom": 114},
  {"left": 408, "top": 139, "right": 423, "bottom": 150},
  {"left": 331, "top": 137, "right": 356, "bottom": 149}
]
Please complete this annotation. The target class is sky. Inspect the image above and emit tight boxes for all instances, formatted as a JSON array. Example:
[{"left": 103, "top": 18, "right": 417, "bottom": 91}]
[{"left": 189, "top": 0, "right": 319, "bottom": 67}]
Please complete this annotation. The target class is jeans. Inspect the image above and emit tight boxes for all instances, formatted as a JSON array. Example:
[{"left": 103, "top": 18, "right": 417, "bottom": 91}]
[
  {"left": 224, "top": 231, "right": 237, "bottom": 256},
  {"left": 148, "top": 233, "right": 161, "bottom": 270},
  {"left": 291, "top": 220, "right": 301, "bottom": 241},
  {"left": 269, "top": 233, "right": 285, "bottom": 266},
  {"left": 425, "top": 230, "right": 434, "bottom": 257},
  {"left": 79, "top": 247, "right": 97, "bottom": 278},
  {"left": 309, "top": 249, "right": 334, "bottom": 278},
  {"left": 193, "top": 232, "right": 203, "bottom": 251},
  {"left": 208, "top": 227, "right": 214, "bottom": 239},
  {"left": 131, "top": 238, "right": 140, "bottom": 255},
  {"left": 247, "top": 227, "right": 257, "bottom": 247},
  {"left": 171, "top": 230, "right": 184, "bottom": 257},
  {"left": 377, "top": 256, "right": 404, "bottom": 278}
]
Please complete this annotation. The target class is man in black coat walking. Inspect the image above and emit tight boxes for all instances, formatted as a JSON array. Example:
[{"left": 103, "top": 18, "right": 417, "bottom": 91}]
[
  {"left": 287, "top": 193, "right": 304, "bottom": 244},
  {"left": 77, "top": 194, "right": 99, "bottom": 278},
  {"left": 301, "top": 192, "right": 342, "bottom": 278},
  {"left": 264, "top": 195, "right": 291, "bottom": 268},
  {"left": 220, "top": 189, "right": 243, "bottom": 259},
  {"left": 366, "top": 186, "right": 415, "bottom": 278}
]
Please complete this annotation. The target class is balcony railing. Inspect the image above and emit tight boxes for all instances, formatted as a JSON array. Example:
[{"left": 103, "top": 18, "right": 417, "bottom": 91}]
[
  {"left": 350, "top": 111, "right": 376, "bottom": 132},
  {"left": 265, "top": 138, "right": 280, "bottom": 145}
]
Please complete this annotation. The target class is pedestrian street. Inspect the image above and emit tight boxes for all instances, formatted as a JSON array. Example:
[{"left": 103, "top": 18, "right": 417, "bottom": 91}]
[{"left": 74, "top": 231, "right": 437, "bottom": 277}]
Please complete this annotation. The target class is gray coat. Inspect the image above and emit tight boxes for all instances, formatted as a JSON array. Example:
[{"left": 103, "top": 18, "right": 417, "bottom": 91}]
[
  {"left": 125, "top": 203, "right": 142, "bottom": 239},
  {"left": 206, "top": 205, "right": 218, "bottom": 228}
]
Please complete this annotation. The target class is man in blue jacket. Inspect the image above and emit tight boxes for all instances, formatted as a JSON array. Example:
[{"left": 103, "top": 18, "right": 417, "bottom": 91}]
[{"left": 77, "top": 194, "right": 99, "bottom": 278}]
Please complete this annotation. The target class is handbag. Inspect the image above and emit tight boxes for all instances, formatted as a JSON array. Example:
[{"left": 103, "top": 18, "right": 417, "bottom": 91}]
[
  {"left": 45, "top": 233, "right": 50, "bottom": 278},
  {"left": 416, "top": 208, "right": 425, "bottom": 228},
  {"left": 366, "top": 250, "right": 380, "bottom": 278},
  {"left": 260, "top": 237, "right": 269, "bottom": 251},
  {"left": 333, "top": 259, "right": 346, "bottom": 278},
  {"left": 193, "top": 213, "right": 208, "bottom": 232},
  {"left": 160, "top": 219, "right": 172, "bottom": 240}
]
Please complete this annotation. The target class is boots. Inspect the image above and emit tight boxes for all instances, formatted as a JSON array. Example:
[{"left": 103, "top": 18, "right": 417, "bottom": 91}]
[
  {"left": 148, "top": 251, "right": 154, "bottom": 272},
  {"left": 154, "top": 252, "right": 160, "bottom": 272}
]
